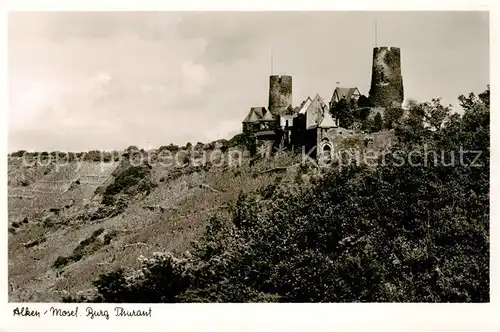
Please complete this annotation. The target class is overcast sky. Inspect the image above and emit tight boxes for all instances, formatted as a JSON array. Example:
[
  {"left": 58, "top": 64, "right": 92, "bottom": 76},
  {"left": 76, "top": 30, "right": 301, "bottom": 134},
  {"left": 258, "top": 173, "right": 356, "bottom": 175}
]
[{"left": 8, "top": 11, "right": 489, "bottom": 152}]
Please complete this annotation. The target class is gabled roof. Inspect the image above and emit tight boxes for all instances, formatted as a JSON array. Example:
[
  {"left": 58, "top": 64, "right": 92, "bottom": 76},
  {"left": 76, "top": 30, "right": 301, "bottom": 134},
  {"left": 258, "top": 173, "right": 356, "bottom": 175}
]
[
  {"left": 251, "top": 107, "right": 266, "bottom": 118},
  {"left": 330, "top": 87, "right": 361, "bottom": 103},
  {"left": 318, "top": 110, "right": 337, "bottom": 128},
  {"left": 242, "top": 107, "right": 267, "bottom": 123},
  {"left": 280, "top": 105, "right": 296, "bottom": 127},
  {"left": 282, "top": 105, "right": 296, "bottom": 117},
  {"left": 298, "top": 97, "right": 313, "bottom": 114},
  {"left": 260, "top": 109, "right": 276, "bottom": 122},
  {"left": 306, "top": 94, "right": 329, "bottom": 129}
]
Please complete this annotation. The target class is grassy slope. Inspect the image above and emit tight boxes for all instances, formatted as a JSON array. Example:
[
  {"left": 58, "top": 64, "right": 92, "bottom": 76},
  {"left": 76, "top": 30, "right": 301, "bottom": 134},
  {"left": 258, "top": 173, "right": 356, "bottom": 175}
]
[{"left": 8, "top": 153, "right": 300, "bottom": 302}]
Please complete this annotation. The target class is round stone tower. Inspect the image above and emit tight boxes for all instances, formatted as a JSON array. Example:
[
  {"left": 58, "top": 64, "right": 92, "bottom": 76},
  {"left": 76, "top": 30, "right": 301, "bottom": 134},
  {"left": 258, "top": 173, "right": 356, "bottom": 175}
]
[
  {"left": 368, "top": 47, "right": 404, "bottom": 108},
  {"left": 268, "top": 75, "right": 292, "bottom": 115}
]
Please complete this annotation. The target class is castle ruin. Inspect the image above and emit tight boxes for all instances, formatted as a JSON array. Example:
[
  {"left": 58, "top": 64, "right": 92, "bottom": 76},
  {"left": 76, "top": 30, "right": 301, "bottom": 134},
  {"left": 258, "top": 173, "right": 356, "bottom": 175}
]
[
  {"left": 241, "top": 46, "right": 404, "bottom": 158},
  {"left": 369, "top": 47, "right": 404, "bottom": 108}
]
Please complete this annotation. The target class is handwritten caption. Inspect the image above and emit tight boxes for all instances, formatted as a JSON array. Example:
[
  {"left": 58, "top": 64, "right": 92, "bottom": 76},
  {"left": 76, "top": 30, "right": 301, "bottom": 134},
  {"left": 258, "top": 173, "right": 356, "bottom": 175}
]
[{"left": 13, "top": 306, "right": 152, "bottom": 320}]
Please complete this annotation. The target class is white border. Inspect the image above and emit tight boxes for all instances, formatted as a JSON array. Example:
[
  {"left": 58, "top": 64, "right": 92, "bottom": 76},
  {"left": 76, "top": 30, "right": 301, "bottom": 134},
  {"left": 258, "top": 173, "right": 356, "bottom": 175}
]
[
  {"left": 5, "top": 0, "right": 494, "bottom": 11},
  {"left": 1, "top": 1, "right": 498, "bottom": 331}
]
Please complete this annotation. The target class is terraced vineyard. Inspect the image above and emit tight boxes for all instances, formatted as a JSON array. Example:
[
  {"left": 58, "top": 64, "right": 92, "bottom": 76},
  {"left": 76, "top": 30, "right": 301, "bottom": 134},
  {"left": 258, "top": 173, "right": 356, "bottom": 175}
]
[{"left": 8, "top": 151, "right": 299, "bottom": 301}]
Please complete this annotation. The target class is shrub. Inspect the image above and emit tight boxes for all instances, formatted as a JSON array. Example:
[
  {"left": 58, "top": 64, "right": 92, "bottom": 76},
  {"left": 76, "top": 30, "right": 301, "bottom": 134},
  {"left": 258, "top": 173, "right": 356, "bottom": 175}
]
[
  {"left": 24, "top": 237, "right": 46, "bottom": 248},
  {"left": 159, "top": 144, "right": 180, "bottom": 153},
  {"left": 11, "top": 150, "right": 26, "bottom": 157},
  {"left": 91, "top": 253, "right": 191, "bottom": 303},
  {"left": 53, "top": 228, "right": 109, "bottom": 269},
  {"left": 53, "top": 256, "right": 72, "bottom": 269},
  {"left": 42, "top": 217, "right": 55, "bottom": 228},
  {"left": 84, "top": 150, "right": 103, "bottom": 162},
  {"left": 102, "top": 164, "right": 153, "bottom": 206}
]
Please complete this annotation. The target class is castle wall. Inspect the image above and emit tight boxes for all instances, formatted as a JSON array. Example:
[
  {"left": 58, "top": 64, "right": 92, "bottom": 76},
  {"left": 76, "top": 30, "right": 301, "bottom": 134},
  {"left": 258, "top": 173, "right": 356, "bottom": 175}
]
[
  {"left": 368, "top": 47, "right": 404, "bottom": 108},
  {"left": 316, "top": 128, "right": 397, "bottom": 161},
  {"left": 268, "top": 75, "right": 292, "bottom": 114}
]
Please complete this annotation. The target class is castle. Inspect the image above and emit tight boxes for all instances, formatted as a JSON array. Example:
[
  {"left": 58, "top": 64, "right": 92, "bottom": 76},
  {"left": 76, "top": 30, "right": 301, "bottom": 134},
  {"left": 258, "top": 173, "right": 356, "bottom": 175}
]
[{"left": 241, "top": 46, "right": 404, "bottom": 158}]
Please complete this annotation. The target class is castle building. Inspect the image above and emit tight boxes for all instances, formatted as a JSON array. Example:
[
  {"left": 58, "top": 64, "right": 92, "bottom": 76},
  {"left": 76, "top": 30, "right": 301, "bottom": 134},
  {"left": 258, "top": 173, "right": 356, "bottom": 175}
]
[
  {"left": 368, "top": 47, "right": 404, "bottom": 108},
  {"left": 241, "top": 47, "right": 404, "bottom": 158},
  {"left": 330, "top": 87, "right": 361, "bottom": 106}
]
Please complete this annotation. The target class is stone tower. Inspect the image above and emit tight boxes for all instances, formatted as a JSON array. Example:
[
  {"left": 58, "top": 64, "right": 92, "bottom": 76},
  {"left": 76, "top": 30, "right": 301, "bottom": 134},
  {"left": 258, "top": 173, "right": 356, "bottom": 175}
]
[
  {"left": 268, "top": 75, "right": 292, "bottom": 115},
  {"left": 368, "top": 47, "right": 404, "bottom": 108}
]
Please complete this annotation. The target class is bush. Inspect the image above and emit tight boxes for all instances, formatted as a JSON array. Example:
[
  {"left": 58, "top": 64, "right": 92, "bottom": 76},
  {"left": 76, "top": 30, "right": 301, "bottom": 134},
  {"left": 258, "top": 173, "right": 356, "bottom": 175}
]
[
  {"left": 84, "top": 150, "right": 103, "bottom": 162},
  {"left": 53, "top": 256, "right": 72, "bottom": 269},
  {"left": 42, "top": 217, "right": 55, "bottom": 228},
  {"left": 159, "top": 144, "right": 180, "bottom": 153},
  {"left": 24, "top": 237, "right": 46, "bottom": 248},
  {"left": 102, "top": 164, "right": 154, "bottom": 206},
  {"left": 11, "top": 150, "right": 27, "bottom": 157},
  {"left": 91, "top": 253, "right": 191, "bottom": 303},
  {"left": 53, "top": 228, "right": 109, "bottom": 269}
]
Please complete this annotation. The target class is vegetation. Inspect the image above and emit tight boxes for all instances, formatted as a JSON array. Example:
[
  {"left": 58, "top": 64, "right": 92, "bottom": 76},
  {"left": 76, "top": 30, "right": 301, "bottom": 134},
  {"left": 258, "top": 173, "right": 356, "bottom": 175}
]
[
  {"left": 331, "top": 99, "right": 355, "bottom": 129},
  {"left": 227, "top": 133, "right": 254, "bottom": 149},
  {"left": 102, "top": 163, "right": 156, "bottom": 206},
  {"left": 330, "top": 95, "right": 403, "bottom": 133},
  {"left": 68, "top": 87, "right": 489, "bottom": 303},
  {"left": 11, "top": 150, "right": 27, "bottom": 157},
  {"left": 372, "top": 112, "right": 383, "bottom": 132},
  {"left": 159, "top": 144, "right": 181, "bottom": 153},
  {"left": 52, "top": 228, "right": 112, "bottom": 270}
]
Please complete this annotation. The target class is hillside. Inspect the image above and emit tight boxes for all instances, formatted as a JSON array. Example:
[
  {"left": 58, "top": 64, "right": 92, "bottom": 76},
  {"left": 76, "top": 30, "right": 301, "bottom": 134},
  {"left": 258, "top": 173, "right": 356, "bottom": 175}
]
[
  {"left": 7, "top": 148, "right": 304, "bottom": 301},
  {"left": 7, "top": 86, "right": 490, "bottom": 304}
]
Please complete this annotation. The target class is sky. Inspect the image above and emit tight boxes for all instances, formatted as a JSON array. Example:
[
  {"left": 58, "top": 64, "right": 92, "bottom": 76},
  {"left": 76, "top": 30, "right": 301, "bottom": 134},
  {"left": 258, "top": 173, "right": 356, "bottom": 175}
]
[{"left": 8, "top": 11, "right": 489, "bottom": 152}]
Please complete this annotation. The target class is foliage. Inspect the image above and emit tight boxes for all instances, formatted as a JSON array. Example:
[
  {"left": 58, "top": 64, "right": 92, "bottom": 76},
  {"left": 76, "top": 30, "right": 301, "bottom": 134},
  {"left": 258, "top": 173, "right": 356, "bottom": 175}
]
[
  {"left": 52, "top": 228, "right": 109, "bottom": 269},
  {"left": 369, "top": 48, "right": 404, "bottom": 108},
  {"left": 159, "top": 144, "right": 180, "bottom": 153},
  {"left": 357, "top": 95, "right": 373, "bottom": 108},
  {"left": 330, "top": 99, "right": 354, "bottom": 129},
  {"left": 92, "top": 253, "right": 191, "bottom": 303},
  {"left": 227, "top": 133, "right": 254, "bottom": 149},
  {"left": 384, "top": 106, "right": 405, "bottom": 130},
  {"left": 79, "top": 87, "right": 489, "bottom": 303},
  {"left": 11, "top": 150, "right": 27, "bottom": 157},
  {"left": 384, "top": 48, "right": 401, "bottom": 68},
  {"left": 372, "top": 113, "right": 383, "bottom": 132},
  {"left": 102, "top": 163, "right": 155, "bottom": 206},
  {"left": 422, "top": 99, "right": 452, "bottom": 131}
]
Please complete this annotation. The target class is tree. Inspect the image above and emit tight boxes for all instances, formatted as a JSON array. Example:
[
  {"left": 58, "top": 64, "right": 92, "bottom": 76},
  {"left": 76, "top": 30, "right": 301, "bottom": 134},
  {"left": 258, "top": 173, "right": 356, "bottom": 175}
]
[
  {"left": 195, "top": 142, "right": 205, "bottom": 150},
  {"left": 357, "top": 95, "right": 372, "bottom": 108},
  {"left": 372, "top": 112, "right": 383, "bottom": 132},
  {"left": 384, "top": 106, "right": 404, "bottom": 130},
  {"left": 423, "top": 98, "right": 452, "bottom": 131},
  {"left": 331, "top": 99, "right": 354, "bottom": 129},
  {"left": 11, "top": 150, "right": 27, "bottom": 157}
]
